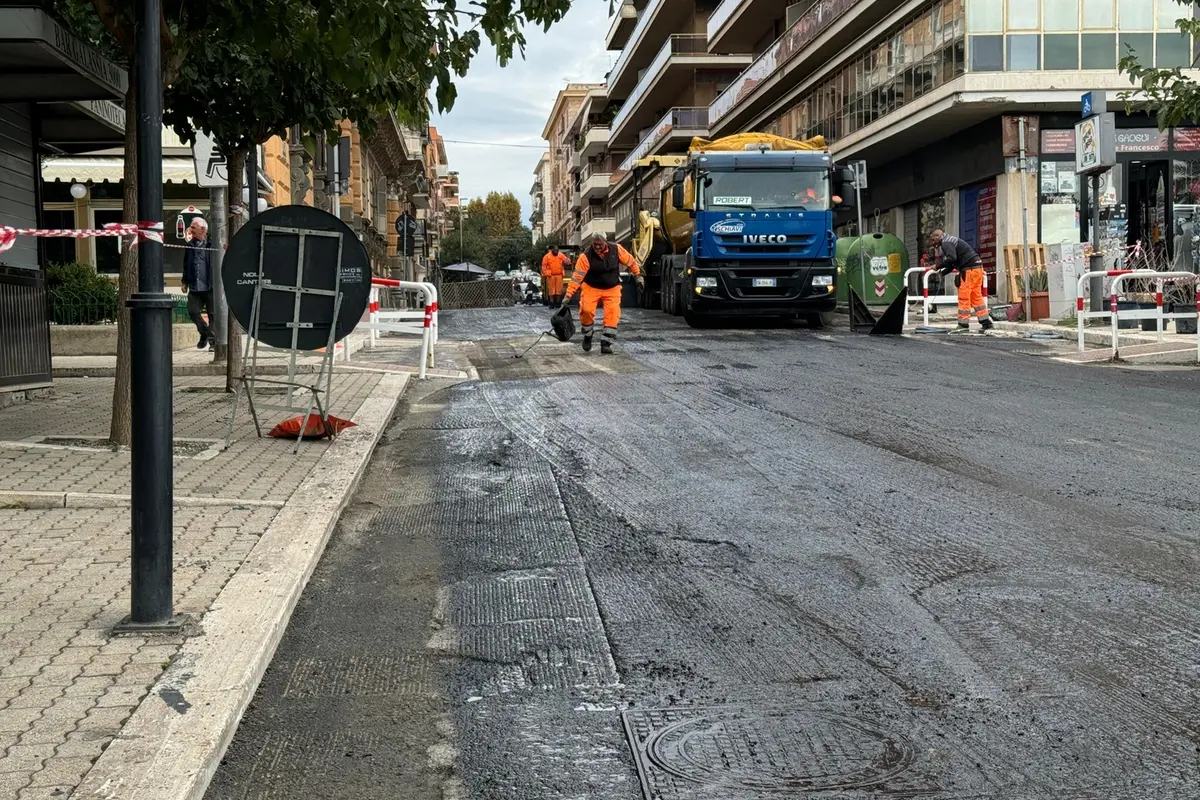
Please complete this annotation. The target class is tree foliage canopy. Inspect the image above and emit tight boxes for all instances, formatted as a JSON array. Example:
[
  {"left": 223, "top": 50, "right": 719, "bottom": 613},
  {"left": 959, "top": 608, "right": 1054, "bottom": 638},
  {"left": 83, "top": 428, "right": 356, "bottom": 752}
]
[{"left": 1118, "top": 4, "right": 1200, "bottom": 128}]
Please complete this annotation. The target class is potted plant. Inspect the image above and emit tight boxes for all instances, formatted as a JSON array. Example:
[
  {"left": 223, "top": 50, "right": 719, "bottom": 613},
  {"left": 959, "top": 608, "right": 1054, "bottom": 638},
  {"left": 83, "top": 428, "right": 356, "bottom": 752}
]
[{"left": 1020, "top": 266, "right": 1050, "bottom": 321}]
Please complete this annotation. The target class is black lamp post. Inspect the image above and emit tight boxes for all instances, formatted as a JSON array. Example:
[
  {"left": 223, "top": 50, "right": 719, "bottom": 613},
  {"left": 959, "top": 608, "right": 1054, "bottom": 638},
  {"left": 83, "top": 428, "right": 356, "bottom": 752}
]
[{"left": 125, "top": 0, "right": 176, "bottom": 628}]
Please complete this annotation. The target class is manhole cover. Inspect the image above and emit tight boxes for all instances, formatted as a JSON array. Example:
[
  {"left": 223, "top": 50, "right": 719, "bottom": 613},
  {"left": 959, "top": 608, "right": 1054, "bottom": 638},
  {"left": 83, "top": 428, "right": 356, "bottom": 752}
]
[{"left": 623, "top": 707, "right": 917, "bottom": 796}]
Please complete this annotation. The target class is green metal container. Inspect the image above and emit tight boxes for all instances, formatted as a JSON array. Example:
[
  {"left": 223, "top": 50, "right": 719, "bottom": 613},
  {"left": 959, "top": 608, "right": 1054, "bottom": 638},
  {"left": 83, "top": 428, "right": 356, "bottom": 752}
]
[{"left": 836, "top": 232, "right": 908, "bottom": 306}]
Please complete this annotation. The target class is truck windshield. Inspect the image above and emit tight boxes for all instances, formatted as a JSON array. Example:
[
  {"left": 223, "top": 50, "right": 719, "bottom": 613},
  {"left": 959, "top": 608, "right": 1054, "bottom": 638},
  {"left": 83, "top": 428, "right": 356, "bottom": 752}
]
[{"left": 700, "top": 170, "right": 831, "bottom": 211}]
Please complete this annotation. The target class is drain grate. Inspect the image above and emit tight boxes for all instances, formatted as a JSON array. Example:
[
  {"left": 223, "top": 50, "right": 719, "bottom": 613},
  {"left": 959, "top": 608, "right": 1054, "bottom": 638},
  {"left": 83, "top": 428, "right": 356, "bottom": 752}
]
[{"left": 622, "top": 706, "right": 924, "bottom": 797}]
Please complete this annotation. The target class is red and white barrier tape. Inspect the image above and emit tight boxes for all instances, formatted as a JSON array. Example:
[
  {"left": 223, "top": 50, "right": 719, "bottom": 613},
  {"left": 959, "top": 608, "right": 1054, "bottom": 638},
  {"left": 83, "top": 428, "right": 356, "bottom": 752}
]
[{"left": 0, "top": 222, "right": 163, "bottom": 253}]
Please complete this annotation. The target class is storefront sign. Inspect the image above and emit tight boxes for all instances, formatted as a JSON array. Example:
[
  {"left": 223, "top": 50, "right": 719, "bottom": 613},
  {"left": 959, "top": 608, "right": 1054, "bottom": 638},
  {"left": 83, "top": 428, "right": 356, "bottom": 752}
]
[
  {"left": 1041, "top": 130, "right": 1076, "bottom": 154},
  {"left": 48, "top": 20, "right": 127, "bottom": 96},
  {"left": 1075, "top": 113, "right": 1116, "bottom": 175},
  {"left": 1173, "top": 128, "right": 1200, "bottom": 151},
  {"left": 977, "top": 184, "right": 997, "bottom": 285},
  {"left": 1114, "top": 128, "right": 1168, "bottom": 153}
]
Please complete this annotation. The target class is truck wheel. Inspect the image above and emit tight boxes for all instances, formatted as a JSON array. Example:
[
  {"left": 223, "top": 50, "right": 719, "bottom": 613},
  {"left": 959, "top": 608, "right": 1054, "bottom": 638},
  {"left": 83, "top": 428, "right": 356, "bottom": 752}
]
[
  {"left": 807, "top": 311, "right": 834, "bottom": 329},
  {"left": 671, "top": 283, "right": 684, "bottom": 316}
]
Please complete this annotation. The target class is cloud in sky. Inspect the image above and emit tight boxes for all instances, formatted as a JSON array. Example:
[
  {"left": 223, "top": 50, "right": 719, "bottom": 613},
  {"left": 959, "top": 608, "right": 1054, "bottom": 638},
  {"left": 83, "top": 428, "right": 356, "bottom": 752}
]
[{"left": 432, "top": 2, "right": 614, "bottom": 226}]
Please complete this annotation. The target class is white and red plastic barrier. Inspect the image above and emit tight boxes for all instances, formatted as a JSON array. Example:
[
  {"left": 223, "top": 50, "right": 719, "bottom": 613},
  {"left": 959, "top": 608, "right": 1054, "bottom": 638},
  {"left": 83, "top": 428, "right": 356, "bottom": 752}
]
[
  {"left": 901, "top": 267, "right": 989, "bottom": 327},
  {"left": 1074, "top": 269, "right": 1155, "bottom": 352},
  {"left": 0, "top": 222, "right": 164, "bottom": 253},
  {"left": 364, "top": 278, "right": 438, "bottom": 379},
  {"left": 1105, "top": 271, "right": 1200, "bottom": 361}
]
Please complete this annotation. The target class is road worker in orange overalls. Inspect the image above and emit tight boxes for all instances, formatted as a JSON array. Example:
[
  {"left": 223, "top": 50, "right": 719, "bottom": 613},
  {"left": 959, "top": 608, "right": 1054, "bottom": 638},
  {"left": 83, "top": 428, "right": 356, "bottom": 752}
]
[
  {"left": 930, "top": 229, "right": 993, "bottom": 333},
  {"left": 541, "top": 246, "right": 569, "bottom": 306},
  {"left": 563, "top": 233, "right": 643, "bottom": 354}
]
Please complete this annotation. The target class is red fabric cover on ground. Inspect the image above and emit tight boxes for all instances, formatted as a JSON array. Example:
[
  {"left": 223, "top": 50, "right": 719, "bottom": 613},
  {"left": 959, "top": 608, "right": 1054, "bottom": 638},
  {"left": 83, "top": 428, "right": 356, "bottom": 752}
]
[{"left": 268, "top": 414, "right": 357, "bottom": 440}]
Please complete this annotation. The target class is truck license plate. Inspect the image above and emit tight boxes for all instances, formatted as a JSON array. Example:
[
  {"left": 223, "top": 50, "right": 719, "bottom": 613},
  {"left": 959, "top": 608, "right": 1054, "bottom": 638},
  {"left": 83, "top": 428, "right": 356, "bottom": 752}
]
[{"left": 752, "top": 278, "right": 777, "bottom": 288}]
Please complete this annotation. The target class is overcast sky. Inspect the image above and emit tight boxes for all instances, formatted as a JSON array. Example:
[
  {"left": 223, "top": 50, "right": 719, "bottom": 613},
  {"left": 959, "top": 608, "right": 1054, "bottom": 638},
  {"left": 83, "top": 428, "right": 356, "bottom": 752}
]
[{"left": 432, "top": 2, "right": 614, "bottom": 226}]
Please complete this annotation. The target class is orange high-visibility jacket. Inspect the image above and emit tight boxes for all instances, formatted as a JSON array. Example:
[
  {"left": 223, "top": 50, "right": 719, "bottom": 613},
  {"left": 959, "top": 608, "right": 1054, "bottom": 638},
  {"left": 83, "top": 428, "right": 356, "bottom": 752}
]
[
  {"left": 566, "top": 244, "right": 640, "bottom": 297},
  {"left": 541, "top": 252, "right": 568, "bottom": 277}
]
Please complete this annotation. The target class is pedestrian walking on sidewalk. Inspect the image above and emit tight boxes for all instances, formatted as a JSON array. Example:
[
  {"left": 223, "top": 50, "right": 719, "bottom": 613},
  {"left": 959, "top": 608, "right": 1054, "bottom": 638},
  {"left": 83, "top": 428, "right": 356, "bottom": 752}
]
[
  {"left": 930, "top": 229, "right": 992, "bottom": 333},
  {"left": 182, "top": 218, "right": 214, "bottom": 349},
  {"left": 563, "top": 233, "right": 643, "bottom": 354}
]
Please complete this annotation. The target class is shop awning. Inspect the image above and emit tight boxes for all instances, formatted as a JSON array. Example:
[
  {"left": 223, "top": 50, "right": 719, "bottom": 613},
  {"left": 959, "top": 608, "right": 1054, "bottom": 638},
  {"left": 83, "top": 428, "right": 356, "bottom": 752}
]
[
  {"left": 38, "top": 99, "right": 125, "bottom": 154},
  {"left": 0, "top": 7, "right": 127, "bottom": 101},
  {"left": 42, "top": 156, "right": 199, "bottom": 184}
]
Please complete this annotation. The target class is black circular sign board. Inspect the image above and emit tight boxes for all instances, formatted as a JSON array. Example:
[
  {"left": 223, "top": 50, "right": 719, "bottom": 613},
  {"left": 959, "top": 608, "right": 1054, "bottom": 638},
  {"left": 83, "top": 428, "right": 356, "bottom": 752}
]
[{"left": 223, "top": 205, "right": 371, "bottom": 351}]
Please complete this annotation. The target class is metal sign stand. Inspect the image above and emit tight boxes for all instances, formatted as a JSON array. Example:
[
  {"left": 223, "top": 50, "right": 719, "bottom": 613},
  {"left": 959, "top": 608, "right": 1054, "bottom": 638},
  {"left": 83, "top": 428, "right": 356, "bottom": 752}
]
[{"left": 224, "top": 225, "right": 345, "bottom": 453}]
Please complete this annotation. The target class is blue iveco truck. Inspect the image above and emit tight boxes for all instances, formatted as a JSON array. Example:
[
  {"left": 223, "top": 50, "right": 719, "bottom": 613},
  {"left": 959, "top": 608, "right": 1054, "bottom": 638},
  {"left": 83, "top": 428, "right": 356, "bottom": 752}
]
[{"left": 628, "top": 133, "right": 856, "bottom": 328}]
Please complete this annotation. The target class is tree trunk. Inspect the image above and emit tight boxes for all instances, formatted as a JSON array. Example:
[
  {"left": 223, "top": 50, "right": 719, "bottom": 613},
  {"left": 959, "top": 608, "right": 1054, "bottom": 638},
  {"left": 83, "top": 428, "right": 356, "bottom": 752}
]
[
  {"left": 225, "top": 148, "right": 248, "bottom": 391},
  {"left": 109, "top": 81, "right": 139, "bottom": 446}
]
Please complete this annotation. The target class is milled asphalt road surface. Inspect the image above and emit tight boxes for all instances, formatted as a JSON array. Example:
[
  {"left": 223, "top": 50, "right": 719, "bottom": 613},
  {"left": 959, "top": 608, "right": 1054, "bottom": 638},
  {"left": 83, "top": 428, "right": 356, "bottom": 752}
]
[{"left": 208, "top": 306, "right": 1200, "bottom": 799}]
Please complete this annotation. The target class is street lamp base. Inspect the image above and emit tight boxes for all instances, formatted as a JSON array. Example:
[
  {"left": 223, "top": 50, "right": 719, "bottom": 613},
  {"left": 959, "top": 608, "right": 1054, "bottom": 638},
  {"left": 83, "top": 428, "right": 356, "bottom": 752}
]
[{"left": 112, "top": 613, "right": 197, "bottom": 637}]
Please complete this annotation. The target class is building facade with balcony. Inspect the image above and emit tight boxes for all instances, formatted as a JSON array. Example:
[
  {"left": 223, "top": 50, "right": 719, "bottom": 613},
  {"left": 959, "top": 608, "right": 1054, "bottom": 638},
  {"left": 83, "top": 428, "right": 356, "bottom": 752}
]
[
  {"left": 530, "top": 152, "right": 549, "bottom": 243},
  {"left": 542, "top": 84, "right": 603, "bottom": 243},
  {"left": 602, "top": 0, "right": 753, "bottom": 248},
  {"left": 702, "top": 0, "right": 1200, "bottom": 300}
]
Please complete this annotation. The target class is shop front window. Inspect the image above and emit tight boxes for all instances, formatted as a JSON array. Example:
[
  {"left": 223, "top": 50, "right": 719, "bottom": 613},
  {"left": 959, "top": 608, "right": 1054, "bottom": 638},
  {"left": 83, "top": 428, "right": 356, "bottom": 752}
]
[
  {"left": 1119, "top": 0, "right": 1153, "bottom": 29},
  {"left": 1157, "top": 32, "right": 1190, "bottom": 67},
  {"left": 94, "top": 210, "right": 124, "bottom": 274},
  {"left": 1119, "top": 32, "right": 1155, "bottom": 62},
  {"left": 1083, "top": 0, "right": 1114, "bottom": 28},
  {"left": 42, "top": 210, "right": 77, "bottom": 266},
  {"left": 1039, "top": 161, "right": 1081, "bottom": 245}
]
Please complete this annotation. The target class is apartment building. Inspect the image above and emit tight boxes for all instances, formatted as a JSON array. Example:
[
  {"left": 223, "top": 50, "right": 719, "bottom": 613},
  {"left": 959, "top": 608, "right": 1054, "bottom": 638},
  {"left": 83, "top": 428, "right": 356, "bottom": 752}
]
[
  {"left": 604, "top": 0, "right": 752, "bottom": 249},
  {"left": 607, "top": 0, "right": 1200, "bottom": 301},
  {"left": 542, "top": 83, "right": 603, "bottom": 244},
  {"left": 563, "top": 87, "right": 620, "bottom": 245},
  {"left": 530, "top": 152, "right": 550, "bottom": 243}
]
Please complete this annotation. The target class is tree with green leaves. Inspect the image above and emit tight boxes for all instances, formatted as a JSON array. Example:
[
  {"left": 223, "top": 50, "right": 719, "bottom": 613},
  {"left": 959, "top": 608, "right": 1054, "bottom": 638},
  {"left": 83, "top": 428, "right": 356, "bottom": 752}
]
[
  {"left": 489, "top": 226, "right": 536, "bottom": 272},
  {"left": 1118, "top": 3, "right": 1200, "bottom": 127},
  {"left": 55, "top": 0, "right": 574, "bottom": 442},
  {"left": 54, "top": 0, "right": 207, "bottom": 445},
  {"left": 466, "top": 191, "right": 524, "bottom": 240}
]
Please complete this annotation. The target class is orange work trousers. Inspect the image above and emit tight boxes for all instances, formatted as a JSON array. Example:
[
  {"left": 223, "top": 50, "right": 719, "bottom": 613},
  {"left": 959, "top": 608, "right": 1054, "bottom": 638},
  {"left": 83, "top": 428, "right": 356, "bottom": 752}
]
[
  {"left": 545, "top": 274, "right": 563, "bottom": 297},
  {"left": 957, "top": 267, "right": 988, "bottom": 324},
  {"left": 579, "top": 283, "right": 622, "bottom": 336}
]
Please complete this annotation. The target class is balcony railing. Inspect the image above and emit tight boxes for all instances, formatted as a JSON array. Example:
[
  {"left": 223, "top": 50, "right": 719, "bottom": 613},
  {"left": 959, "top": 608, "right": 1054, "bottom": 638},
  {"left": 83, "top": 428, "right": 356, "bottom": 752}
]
[
  {"left": 607, "top": 0, "right": 666, "bottom": 90},
  {"left": 709, "top": 0, "right": 860, "bottom": 126},
  {"left": 706, "top": 0, "right": 741, "bottom": 41},
  {"left": 617, "top": 107, "right": 709, "bottom": 173},
  {"left": 581, "top": 158, "right": 618, "bottom": 182},
  {"left": 611, "top": 35, "right": 708, "bottom": 135}
]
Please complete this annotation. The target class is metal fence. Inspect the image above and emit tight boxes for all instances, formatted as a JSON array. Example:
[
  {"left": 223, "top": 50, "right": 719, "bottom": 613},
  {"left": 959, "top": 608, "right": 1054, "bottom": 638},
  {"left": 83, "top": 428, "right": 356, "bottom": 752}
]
[{"left": 437, "top": 279, "right": 519, "bottom": 310}]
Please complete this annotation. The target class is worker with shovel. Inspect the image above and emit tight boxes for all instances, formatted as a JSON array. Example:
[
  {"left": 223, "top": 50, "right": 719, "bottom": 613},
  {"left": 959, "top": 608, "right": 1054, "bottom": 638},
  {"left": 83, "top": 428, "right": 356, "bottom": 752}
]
[
  {"left": 563, "top": 233, "right": 643, "bottom": 354},
  {"left": 930, "top": 229, "right": 993, "bottom": 333}
]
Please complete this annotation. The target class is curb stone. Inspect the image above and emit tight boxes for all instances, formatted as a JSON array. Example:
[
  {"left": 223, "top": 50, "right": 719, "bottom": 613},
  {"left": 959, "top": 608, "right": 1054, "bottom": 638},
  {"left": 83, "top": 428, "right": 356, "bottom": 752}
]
[
  {"left": 71, "top": 371, "right": 409, "bottom": 800},
  {"left": 0, "top": 491, "right": 286, "bottom": 509}
]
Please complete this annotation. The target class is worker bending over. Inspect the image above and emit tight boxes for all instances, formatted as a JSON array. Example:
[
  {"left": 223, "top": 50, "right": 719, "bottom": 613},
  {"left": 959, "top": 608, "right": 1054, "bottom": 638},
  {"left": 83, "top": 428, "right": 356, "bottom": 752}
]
[
  {"left": 930, "top": 229, "right": 993, "bottom": 333},
  {"left": 564, "top": 233, "right": 643, "bottom": 354},
  {"left": 540, "top": 246, "right": 569, "bottom": 306}
]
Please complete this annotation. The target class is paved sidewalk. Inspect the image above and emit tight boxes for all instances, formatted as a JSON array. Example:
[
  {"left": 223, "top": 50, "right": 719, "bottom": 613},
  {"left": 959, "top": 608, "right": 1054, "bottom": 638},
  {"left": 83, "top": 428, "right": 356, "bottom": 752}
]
[{"left": 0, "top": 367, "right": 407, "bottom": 798}]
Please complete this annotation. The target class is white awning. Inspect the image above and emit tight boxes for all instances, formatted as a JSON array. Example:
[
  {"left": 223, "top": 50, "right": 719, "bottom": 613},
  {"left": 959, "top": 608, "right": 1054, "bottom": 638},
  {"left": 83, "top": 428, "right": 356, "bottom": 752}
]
[{"left": 41, "top": 156, "right": 198, "bottom": 184}]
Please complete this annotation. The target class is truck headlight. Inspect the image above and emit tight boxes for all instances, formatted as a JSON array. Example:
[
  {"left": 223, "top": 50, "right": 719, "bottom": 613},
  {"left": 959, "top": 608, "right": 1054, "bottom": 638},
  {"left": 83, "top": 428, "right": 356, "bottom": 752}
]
[
  {"left": 811, "top": 275, "right": 833, "bottom": 287},
  {"left": 696, "top": 277, "right": 717, "bottom": 288}
]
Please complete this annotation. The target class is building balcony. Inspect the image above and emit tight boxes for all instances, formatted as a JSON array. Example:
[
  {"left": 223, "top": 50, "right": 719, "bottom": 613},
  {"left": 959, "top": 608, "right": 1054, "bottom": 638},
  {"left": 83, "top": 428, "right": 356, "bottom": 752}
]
[
  {"left": 580, "top": 126, "right": 610, "bottom": 159},
  {"left": 610, "top": 35, "right": 750, "bottom": 148},
  {"left": 569, "top": 189, "right": 582, "bottom": 211},
  {"left": 605, "top": 0, "right": 694, "bottom": 100},
  {"left": 616, "top": 107, "right": 709, "bottom": 173},
  {"left": 581, "top": 168, "right": 612, "bottom": 202},
  {"left": 707, "top": 0, "right": 895, "bottom": 136},
  {"left": 606, "top": 1, "right": 639, "bottom": 50},
  {"left": 581, "top": 215, "right": 617, "bottom": 241},
  {"left": 707, "top": 0, "right": 792, "bottom": 53},
  {"left": 570, "top": 150, "right": 584, "bottom": 174}
]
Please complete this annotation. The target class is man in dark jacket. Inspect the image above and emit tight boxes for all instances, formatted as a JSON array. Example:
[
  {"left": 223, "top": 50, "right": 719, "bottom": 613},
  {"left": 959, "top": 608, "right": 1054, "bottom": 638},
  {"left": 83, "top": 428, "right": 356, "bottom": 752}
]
[
  {"left": 182, "top": 217, "right": 213, "bottom": 349},
  {"left": 930, "top": 229, "right": 993, "bottom": 332}
]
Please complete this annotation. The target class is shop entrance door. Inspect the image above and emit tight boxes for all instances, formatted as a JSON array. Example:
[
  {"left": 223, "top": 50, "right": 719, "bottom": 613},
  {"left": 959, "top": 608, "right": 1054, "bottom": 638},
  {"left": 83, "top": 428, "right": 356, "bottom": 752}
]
[{"left": 1126, "top": 160, "right": 1171, "bottom": 267}]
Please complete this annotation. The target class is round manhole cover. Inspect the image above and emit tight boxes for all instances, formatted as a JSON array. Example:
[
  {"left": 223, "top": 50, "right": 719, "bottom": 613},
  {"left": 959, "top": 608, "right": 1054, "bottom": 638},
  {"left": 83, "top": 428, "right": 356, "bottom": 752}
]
[{"left": 646, "top": 709, "right": 915, "bottom": 792}]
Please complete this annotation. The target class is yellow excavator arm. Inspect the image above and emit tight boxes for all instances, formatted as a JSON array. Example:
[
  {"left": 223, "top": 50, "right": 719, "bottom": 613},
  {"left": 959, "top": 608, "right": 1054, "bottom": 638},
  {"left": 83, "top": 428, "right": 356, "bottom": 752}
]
[{"left": 632, "top": 210, "right": 660, "bottom": 265}]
